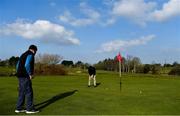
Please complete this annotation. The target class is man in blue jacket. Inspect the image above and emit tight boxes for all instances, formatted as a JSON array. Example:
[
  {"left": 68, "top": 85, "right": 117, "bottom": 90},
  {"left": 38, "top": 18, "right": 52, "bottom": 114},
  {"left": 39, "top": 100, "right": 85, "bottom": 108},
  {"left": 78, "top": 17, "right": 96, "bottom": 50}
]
[{"left": 15, "top": 45, "right": 39, "bottom": 114}]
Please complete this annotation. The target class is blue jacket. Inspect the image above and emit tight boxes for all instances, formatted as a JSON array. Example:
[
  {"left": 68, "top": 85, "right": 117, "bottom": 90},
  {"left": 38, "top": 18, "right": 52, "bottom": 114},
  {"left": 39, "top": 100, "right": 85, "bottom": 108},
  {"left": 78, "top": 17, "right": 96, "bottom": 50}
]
[{"left": 16, "top": 50, "right": 35, "bottom": 78}]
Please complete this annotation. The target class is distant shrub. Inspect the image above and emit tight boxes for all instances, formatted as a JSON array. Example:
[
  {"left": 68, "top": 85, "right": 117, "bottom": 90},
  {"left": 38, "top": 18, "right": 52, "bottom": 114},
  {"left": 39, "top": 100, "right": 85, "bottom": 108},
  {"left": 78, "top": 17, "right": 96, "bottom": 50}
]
[
  {"left": 0, "top": 66, "right": 15, "bottom": 77},
  {"left": 143, "top": 64, "right": 151, "bottom": 74},
  {"left": 61, "top": 60, "right": 74, "bottom": 67},
  {"left": 152, "top": 64, "right": 161, "bottom": 74},
  {"left": 168, "top": 66, "right": 180, "bottom": 76},
  {"left": 35, "top": 64, "right": 67, "bottom": 75},
  {"left": 136, "top": 65, "right": 144, "bottom": 73}
]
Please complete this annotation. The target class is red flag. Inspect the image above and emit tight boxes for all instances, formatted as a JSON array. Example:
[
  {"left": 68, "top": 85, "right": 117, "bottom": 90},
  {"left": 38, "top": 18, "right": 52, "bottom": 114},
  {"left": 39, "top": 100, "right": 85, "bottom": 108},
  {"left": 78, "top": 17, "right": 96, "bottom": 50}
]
[{"left": 117, "top": 52, "right": 122, "bottom": 62}]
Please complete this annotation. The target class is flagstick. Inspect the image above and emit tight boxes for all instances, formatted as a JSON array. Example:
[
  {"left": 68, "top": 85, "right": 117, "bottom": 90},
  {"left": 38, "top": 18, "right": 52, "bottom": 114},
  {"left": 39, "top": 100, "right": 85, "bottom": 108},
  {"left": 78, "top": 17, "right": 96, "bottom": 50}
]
[{"left": 119, "top": 60, "right": 122, "bottom": 91}]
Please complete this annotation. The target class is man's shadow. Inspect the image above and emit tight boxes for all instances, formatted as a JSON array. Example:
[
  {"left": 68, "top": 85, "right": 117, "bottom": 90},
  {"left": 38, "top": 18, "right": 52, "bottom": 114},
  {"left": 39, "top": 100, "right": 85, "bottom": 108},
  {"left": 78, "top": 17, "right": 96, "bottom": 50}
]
[
  {"left": 96, "top": 83, "right": 101, "bottom": 87},
  {"left": 35, "top": 90, "right": 78, "bottom": 110}
]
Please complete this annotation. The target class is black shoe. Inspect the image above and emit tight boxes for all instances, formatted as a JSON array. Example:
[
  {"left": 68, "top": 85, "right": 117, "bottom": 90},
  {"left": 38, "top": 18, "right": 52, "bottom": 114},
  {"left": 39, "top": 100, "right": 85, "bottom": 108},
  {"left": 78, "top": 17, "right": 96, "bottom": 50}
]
[
  {"left": 88, "top": 85, "right": 90, "bottom": 87},
  {"left": 26, "top": 109, "right": 39, "bottom": 114}
]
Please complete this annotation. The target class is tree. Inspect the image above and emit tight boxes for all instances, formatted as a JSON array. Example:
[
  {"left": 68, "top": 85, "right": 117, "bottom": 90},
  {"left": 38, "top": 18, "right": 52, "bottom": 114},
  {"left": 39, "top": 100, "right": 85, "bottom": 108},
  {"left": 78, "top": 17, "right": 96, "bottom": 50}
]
[
  {"left": 35, "top": 64, "right": 67, "bottom": 75},
  {"left": 74, "top": 61, "right": 90, "bottom": 70},
  {"left": 169, "top": 65, "right": 180, "bottom": 76},
  {"left": 152, "top": 64, "right": 161, "bottom": 74},
  {"left": 132, "top": 57, "right": 141, "bottom": 73},
  {"left": 36, "top": 54, "right": 63, "bottom": 65},
  {"left": 121, "top": 57, "right": 126, "bottom": 72},
  {"left": 84, "top": 63, "right": 90, "bottom": 69},
  {"left": 164, "top": 63, "right": 172, "bottom": 67},
  {"left": 126, "top": 55, "right": 133, "bottom": 73},
  {"left": 9, "top": 56, "right": 19, "bottom": 66},
  {"left": 94, "top": 55, "right": 142, "bottom": 73},
  {"left": 143, "top": 64, "right": 151, "bottom": 74},
  {"left": 0, "top": 59, "right": 9, "bottom": 66},
  {"left": 136, "top": 64, "right": 144, "bottom": 73},
  {"left": 94, "top": 61, "right": 105, "bottom": 70},
  {"left": 61, "top": 60, "right": 74, "bottom": 66},
  {"left": 75, "top": 61, "right": 84, "bottom": 68},
  {"left": 172, "top": 61, "right": 179, "bottom": 67}
]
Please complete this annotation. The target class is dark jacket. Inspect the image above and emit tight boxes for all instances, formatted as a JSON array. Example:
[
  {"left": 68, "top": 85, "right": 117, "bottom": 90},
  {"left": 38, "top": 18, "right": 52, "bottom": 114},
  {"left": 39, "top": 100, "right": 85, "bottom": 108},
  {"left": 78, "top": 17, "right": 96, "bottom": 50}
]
[
  {"left": 16, "top": 50, "right": 35, "bottom": 77},
  {"left": 88, "top": 66, "right": 96, "bottom": 76}
]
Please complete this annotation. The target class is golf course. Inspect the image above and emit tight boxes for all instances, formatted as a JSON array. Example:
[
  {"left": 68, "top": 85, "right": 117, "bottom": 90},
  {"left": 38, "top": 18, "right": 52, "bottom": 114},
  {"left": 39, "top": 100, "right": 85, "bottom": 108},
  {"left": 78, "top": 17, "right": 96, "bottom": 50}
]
[
  {"left": 0, "top": 71, "right": 180, "bottom": 115},
  {"left": 1, "top": 0, "right": 180, "bottom": 115}
]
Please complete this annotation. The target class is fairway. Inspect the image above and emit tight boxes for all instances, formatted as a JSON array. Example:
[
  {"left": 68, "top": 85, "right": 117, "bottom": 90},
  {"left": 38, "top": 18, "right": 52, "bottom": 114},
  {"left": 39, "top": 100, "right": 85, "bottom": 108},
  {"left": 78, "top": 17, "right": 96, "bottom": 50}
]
[{"left": 0, "top": 72, "right": 180, "bottom": 115}]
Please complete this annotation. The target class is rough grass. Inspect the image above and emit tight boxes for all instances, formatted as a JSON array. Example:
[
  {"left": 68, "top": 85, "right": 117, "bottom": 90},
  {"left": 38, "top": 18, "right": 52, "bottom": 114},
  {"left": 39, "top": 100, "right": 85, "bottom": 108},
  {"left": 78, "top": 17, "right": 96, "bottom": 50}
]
[
  {"left": 0, "top": 72, "right": 180, "bottom": 115},
  {"left": 0, "top": 66, "right": 15, "bottom": 76}
]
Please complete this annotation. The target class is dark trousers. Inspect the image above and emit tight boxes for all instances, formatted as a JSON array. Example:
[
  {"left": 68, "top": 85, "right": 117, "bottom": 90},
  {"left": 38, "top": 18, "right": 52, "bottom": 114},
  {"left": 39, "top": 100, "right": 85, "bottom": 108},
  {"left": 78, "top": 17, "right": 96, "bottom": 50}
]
[{"left": 16, "top": 77, "right": 34, "bottom": 111}]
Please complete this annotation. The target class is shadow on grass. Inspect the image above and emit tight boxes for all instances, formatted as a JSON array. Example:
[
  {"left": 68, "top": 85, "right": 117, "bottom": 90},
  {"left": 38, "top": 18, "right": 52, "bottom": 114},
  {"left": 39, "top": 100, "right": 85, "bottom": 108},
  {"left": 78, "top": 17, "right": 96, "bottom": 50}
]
[
  {"left": 88, "top": 83, "right": 101, "bottom": 88},
  {"left": 35, "top": 90, "right": 78, "bottom": 110},
  {"left": 96, "top": 83, "right": 101, "bottom": 87}
]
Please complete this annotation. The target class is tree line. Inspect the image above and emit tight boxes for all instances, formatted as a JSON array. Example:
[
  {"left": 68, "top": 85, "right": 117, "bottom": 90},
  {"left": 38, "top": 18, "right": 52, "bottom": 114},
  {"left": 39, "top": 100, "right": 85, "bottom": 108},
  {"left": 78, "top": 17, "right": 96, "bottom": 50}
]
[
  {"left": 0, "top": 54, "right": 180, "bottom": 76},
  {"left": 94, "top": 56, "right": 180, "bottom": 75},
  {"left": 0, "top": 54, "right": 90, "bottom": 76}
]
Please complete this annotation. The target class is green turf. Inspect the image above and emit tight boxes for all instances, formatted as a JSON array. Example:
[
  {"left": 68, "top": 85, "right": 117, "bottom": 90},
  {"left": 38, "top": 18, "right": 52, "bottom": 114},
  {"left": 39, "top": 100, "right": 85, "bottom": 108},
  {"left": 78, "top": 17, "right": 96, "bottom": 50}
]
[
  {"left": 0, "top": 66, "right": 14, "bottom": 76},
  {"left": 0, "top": 72, "right": 180, "bottom": 115}
]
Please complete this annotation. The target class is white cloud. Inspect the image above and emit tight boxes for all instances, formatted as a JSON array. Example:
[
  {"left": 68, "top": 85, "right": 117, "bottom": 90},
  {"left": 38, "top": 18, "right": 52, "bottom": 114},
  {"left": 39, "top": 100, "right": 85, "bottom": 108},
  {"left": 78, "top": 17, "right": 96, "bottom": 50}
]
[
  {"left": 109, "top": 0, "right": 180, "bottom": 25},
  {"left": 111, "top": 0, "right": 156, "bottom": 26},
  {"left": 58, "top": 0, "right": 180, "bottom": 26},
  {"left": 59, "top": 2, "right": 100, "bottom": 26},
  {"left": 0, "top": 19, "right": 80, "bottom": 45},
  {"left": 150, "top": 0, "right": 180, "bottom": 22},
  {"left": 58, "top": 0, "right": 180, "bottom": 27},
  {"left": 96, "top": 35, "right": 155, "bottom": 53}
]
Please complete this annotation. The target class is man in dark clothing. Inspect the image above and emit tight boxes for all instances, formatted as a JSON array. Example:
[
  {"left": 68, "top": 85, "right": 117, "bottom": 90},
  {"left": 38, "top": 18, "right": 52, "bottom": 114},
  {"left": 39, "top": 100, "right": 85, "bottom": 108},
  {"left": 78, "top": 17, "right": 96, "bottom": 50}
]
[
  {"left": 15, "top": 45, "right": 39, "bottom": 114},
  {"left": 88, "top": 66, "right": 96, "bottom": 87}
]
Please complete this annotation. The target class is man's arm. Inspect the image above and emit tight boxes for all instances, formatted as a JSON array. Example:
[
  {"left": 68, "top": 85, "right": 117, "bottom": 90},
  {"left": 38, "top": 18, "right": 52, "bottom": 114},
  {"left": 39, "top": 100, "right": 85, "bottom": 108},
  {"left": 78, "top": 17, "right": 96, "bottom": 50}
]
[
  {"left": 25, "top": 55, "right": 33, "bottom": 79},
  {"left": 16, "top": 60, "right": 20, "bottom": 72}
]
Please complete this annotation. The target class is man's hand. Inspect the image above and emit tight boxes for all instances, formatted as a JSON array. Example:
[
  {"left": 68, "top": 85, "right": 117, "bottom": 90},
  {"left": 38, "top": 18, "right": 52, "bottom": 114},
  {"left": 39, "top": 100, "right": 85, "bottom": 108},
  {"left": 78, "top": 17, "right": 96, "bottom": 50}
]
[{"left": 29, "top": 75, "right": 34, "bottom": 80}]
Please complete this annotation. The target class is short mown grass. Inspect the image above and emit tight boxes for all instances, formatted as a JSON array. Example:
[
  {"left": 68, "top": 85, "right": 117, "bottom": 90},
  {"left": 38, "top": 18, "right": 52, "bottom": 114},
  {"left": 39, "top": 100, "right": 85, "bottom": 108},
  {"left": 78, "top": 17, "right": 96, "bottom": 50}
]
[{"left": 0, "top": 72, "right": 180, "bottom": 115}]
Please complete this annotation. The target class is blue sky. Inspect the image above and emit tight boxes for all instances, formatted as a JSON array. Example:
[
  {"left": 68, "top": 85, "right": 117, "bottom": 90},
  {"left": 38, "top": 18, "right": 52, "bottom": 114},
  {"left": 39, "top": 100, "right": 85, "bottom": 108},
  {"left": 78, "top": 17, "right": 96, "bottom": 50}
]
[{"left": 0, "top": 0, "right": 180, "bottom": 64}]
